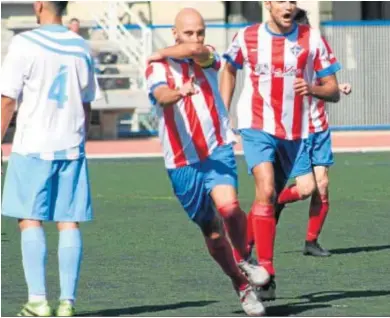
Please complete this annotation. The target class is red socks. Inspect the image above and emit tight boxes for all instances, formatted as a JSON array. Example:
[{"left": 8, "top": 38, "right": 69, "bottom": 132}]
[
  {"left": 278, "top": 184, "right": 302, "bottom": 205},
  {"left": 205, "top": 235, "right": 247, "bottom": 289},
  {"left": 217, "top": 201, "right": 249, "bottom": 263},
  {"left": 252, "top": 203, "right": 276, "bottom": 276},
  {"left": 306, "top": 194, "right": 329, "bottom": 241}
]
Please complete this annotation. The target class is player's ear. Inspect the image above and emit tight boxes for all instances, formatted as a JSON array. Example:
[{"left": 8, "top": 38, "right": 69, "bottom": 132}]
[
  {"left": 34, "top": 1, "right": 43, "bottom": 14},
  {"left": 264, "top": 1, "right": 271, "bottom": 12}
]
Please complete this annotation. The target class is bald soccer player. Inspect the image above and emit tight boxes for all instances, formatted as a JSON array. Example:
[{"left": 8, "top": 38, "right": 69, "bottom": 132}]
[{"left": 145, "top": 8, "right": 268, "bottom": 316}]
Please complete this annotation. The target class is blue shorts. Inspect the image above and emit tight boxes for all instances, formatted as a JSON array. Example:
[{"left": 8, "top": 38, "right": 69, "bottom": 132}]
[
  {"left": 292, "top": 129, "right": 334, "bottom": 177},
  {"left": 2, "top": 153, "right": 93, "bottom": 222},
  {"left": 308, "top": 129, "right": 334, "bottom": 167},
  {"left": 167, "top": 144, "right": 237, "bottom": 226},
  {"left": 240, "top": 129, "right": 312, "bottom": 191}
]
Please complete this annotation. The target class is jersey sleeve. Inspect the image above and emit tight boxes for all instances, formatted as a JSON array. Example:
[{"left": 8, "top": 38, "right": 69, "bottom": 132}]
[
  {"left": 145, "top": 62, "right": 169, "bottom": 105},
  {"left": 313, "top": 36, "right": 341, "bottom": 78},
  {"left": 0, "top": 36, "right": 28, "bottom": 100},
  {"left": 82, "top": 57, "right": 102, "bottom": 103},
  {"left": 223, "top": 31, "right": 244, "bottom": 70}
]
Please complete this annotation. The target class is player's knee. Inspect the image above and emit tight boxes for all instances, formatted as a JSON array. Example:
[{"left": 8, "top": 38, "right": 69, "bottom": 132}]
[
  {"left": 316, "top": 174, "right": 329, "bottom": 196},
  {"left": 297, "top": 177, "right": 316, "bottom": 199},
  {"left": 217, "top": 200, "right": 242, "bottom": 221},
  {"left": 255, "top": 183, "right": 275, "bottom": 203},
  {"left": 57, "top": 222, "right": 79, "bottom": 231},
  {"left": 18, "top": 219, "right": 42, "bottom": 231}
]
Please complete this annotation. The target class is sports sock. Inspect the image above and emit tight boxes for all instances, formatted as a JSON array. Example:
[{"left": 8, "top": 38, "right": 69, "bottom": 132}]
[
  {"left": 246, "top": 208, "right": 254, "bottom": 251},
  {"left": 21, "top": 227, "right": 47, "bottom": 301},
  {"left": 205, "top": 235, "right": 247, "bottom": 289},
  {"left": 306, "top": 194, "right": 329, "bottom": 241},
  {"left": 252, "top": 203, "right": 276, "bottom": 276},
  {"left": 58, "top": 228, "right": 83, "bottom": 302},
  {"left": 217, "top": 201, "right": 249, "bottom": 263},
  {"left": 278, "top": 184, "right": 302, "bottom": 205}
]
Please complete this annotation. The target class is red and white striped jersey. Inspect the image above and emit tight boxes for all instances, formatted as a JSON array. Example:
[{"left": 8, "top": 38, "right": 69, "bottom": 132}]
[
  {"left": 223, "top": 23, "right": 341, "bottom": 140},
  {"left": 308, "top": 37, "right": 339, "bottom": 133},
  {"left": 146, "top": 49, "right": 235, "bottom": 169}
]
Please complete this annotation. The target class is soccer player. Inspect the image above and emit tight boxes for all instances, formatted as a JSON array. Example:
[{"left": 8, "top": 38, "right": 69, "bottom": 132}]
[
  {"left": 220, "top": 1, "right": 341, "bottom": 300},
  {"left": 275, "top": 8, "right": 352, "bottom": 257},
  {"left": 146, "top": 8, "right": 268, "bottom": 316},
  {"left": 1, "top": 2, "right": 99, "bottom": 316}
]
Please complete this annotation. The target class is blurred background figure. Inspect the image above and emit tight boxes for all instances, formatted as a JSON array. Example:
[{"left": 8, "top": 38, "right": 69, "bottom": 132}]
[{"left": 68, "top": 17, "right": 80, "bottom": 34}]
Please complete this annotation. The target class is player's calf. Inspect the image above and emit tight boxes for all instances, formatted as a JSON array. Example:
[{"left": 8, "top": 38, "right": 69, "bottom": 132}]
[
  {"left": 201, "top": 216, "right": 248, "bottom": 289},
  {"left": 57, "top": 223, "right": 83, "bottom": 310},
  {"left": 216, "top": 199, "right": 249, "bottom": 261},
  {"left": 304, "top": 167, "right": 331, "bottom": 257},
  {"left": 203, "top": 226, "right": 266, "bottom": 316}
]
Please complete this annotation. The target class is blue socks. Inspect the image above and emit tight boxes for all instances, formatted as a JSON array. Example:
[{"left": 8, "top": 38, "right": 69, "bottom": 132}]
[
  {"left": 58, "top": 229, "right": 83, "bottom": 301},
  {"left": 21, "top": 227, "right": 47, "bottom": 300}
]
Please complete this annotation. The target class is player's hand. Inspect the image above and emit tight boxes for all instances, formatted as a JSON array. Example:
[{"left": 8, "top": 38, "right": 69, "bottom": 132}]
[
  {"left": 179, "top": 76, "right": 198, "bottom": 97},
  {"left": 294, "top": 78, "right": 312, "bottom": 96},
  {"left": 339, "top": 83, "right": 352, "bottom": 95},
  {"left": 147, "top": 51, "right": 165, "bottom": 64}
]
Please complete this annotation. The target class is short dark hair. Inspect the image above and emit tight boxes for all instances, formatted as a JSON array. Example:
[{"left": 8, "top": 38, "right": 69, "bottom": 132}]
[
  {"left": 69, "top": 17, "right": 80, "bottom": 24},
  {"left": 50, "top": 1, "right": 68, "bottom": 16},
  {"left": 294, "top": 8, "right": 310, "bottom": 25}
]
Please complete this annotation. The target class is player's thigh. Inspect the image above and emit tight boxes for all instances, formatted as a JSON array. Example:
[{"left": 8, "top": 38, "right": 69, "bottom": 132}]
[
  {"left": 204, "top": 144, "right": 238, "bottom": 208},
  {"left": 52, "top": 157, "right": 93, "bottom": 222},
  {"left": 168, "top": 163, "right": 214, "bottom": 226},
  {"left": 2, "top": 153, "right": 55, "bottom": 221},
  {"left": 311, "top": 129, "right": 334, "bottom": 167},
  {"left": 239, "top": 128, "right": 276, "bottom": 175}
]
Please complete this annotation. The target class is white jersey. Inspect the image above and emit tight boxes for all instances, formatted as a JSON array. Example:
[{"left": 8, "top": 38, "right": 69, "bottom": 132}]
[{"left": 0, "top": 24, "right": 101, "bottom": 160}]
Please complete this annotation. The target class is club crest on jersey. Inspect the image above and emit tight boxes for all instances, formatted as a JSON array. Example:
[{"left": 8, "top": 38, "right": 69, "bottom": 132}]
[{"left": 290, "top": 44, "right": 303, "bottom": 57}]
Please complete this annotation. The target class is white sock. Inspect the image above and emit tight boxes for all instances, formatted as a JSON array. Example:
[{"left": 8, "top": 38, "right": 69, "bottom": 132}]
[
  {"left": 61, "top": 299, "right": 75, "bottom": 306},
  {"left": 29, "top": 295, "right": 47, "bottom": 303}
]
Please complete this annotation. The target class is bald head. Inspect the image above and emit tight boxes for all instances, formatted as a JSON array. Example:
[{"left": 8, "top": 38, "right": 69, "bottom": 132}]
[
  {"left": 172, "top": 8, "right": 206, "bottom": 44},
  {"left": 174, "top": 8, "right": 204, "bottom": 29}
]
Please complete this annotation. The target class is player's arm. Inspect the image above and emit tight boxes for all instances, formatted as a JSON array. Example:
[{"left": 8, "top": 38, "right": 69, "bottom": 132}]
[
  {"left": 83, "top": 102, "right": 91, "bottom": 135},
  {"left": 82, "top": 57, "right": 101, "bottom": 136},
  {"left": 311, "top": 35, "right": 342, "bottom": 102},
  {"left": 0, "top": 36, "right": 25, "bottom": 143},
  {"left": 146, "top": 62, "right": 195, "bottom": 108},
  {"left": 148, "top": 43, "right": 213, "bottom": 66},
  {"left": 310, "top": 75, "right": 340, "bottom": 102},
  {"left": 220, "top": 31, "right": 244, "bottom": 110},
  {"left": 1, "top": 96, "right": 16, "bottom": 142},
  {"left": 153, "top": 77, "right": 196, "bottom": 107},
  {"left": 220, "top": 63, "right": 237, "bottom": 111}
]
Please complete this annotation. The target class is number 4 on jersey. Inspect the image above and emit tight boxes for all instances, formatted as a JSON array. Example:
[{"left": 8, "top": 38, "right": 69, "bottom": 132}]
[{"left": 48, "top": 65, "right": 68, "bottom": 108}]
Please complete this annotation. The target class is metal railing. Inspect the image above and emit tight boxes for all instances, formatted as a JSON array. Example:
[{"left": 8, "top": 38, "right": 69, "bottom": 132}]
[{"left": 90, "top": 2, "right": 152, "bottom": 90}]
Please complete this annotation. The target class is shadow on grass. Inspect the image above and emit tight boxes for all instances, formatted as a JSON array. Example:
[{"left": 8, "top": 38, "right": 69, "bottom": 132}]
[{"left": 79, "top": 300, "right": 218, "bottom": 316}]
